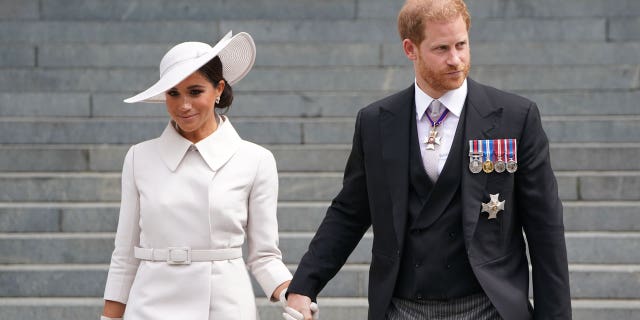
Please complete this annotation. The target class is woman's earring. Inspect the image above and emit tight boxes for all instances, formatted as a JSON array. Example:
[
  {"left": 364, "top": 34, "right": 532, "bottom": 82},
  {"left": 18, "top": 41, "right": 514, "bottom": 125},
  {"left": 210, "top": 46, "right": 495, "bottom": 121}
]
[{"left": 215, "top": 96, "right": 221, "bottom": 104}]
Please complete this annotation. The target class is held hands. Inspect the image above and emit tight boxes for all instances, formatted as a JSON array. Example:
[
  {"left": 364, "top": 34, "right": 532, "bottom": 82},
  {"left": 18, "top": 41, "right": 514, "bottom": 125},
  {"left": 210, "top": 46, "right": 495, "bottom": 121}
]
[{"left": 281, "top": 291, "right": 319, "bottom": 320}]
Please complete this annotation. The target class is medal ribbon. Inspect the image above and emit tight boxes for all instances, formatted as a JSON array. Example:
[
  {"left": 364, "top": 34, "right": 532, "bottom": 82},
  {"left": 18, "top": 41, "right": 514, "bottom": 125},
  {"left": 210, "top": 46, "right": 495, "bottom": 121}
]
[
  {"left": 494, "top": 139, "right": 502, "bottom": 160},
  {"left": 508, "top": 139, "right": 516, "bottom": 161},
  {"left": 483, "top": 139, "right": 492, "bottom": 162},
  {"left": 425, "top": 108, "right": 450, "bottom": 128}
]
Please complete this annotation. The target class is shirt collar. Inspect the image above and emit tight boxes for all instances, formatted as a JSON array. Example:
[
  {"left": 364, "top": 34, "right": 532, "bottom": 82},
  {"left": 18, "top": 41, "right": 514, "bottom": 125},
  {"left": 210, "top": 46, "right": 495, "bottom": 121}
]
[
  {"left": 158, "top": 115, "right": 242, "bottom": 172},
  {"left": 415, "top": 78, "right": 467, "bottom": 119}
]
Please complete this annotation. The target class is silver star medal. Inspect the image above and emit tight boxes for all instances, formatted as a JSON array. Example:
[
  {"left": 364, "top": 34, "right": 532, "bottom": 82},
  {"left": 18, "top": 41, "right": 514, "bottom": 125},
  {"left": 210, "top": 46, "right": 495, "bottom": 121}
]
[
  {"left": 424, "top": 128, "right": 441, "bottom": 151},
  {"left": 481, "top": 193, "right": 505, "bottom": 219}
]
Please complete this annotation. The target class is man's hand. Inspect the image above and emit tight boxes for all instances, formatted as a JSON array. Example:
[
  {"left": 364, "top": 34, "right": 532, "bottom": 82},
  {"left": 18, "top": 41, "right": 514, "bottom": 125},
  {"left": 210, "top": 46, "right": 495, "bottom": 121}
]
[{"left": 283, "top": 293, "right": 319, "bottom": 320}]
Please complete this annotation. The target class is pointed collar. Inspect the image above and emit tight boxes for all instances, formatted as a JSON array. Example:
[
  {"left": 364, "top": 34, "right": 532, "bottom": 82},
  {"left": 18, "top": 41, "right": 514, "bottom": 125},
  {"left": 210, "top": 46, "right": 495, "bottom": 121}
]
[
  {"left": 158, "top": 115, "right": 242, "bottom": 172},
  {"left": 415, "top": 78, "right": 467, "bottom": 119}
]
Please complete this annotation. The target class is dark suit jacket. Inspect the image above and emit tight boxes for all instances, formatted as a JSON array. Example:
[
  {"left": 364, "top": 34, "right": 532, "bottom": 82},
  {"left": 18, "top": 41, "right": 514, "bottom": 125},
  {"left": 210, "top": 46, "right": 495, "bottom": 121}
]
[{"left": 288, "top": 79, "right": 571, "bottom": 320}]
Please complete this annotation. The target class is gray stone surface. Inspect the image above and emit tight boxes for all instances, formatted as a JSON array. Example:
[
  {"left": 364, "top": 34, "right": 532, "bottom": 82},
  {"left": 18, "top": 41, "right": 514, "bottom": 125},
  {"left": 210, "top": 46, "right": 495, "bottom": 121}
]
[
  {"left": 359, "top": 0, "right": 640, "bottom": 18},
  {"left": 0, "top": 174, "right": 121, "bottom": 202},
  {"left": 550, "top": 144, "right": 640, "bottom": 171},
  {"left": 579, "top": 174, "right": 640, "bottom": 201},
  {"left": 38, "top": 44, "right": 170, "bottom": 68},
  {"left": 563, "top": 202, "right": 640, "bottom": 231},
  {"left": 279, "top": 173, "right": 343, "bottom": 201},
  {"left": 0, "top": 208, "right": 60, "bottom": 233},
  {"left": 566, "top": 233, "right": 640, "bottom": 264},
  {"left": 0, "top": 0, "right": 39, "bottom": 19},
  {"left": 542, "top": 118, "right": 640, "bottom": 143},
  {"left": 0, "top": 68, "right": 156, "bottom": 92},
  {"left": 570, "top": 265, "right": 640, "bottom": 298},
  {"left": 383, "top": 42, "right": 640, "bottom": 66},
  {"left": 0, "top": 45, "right": 34, "bottom": 67},
  {"left": 609, "top": 17, "right": 640, "bottom": 41},
  {"left": 523, "top": 91, "right": 640, "bottom": 116},
  {"left": 0, "top": 147, "right": 89, "bottom": 172},
  {"left": 0, "top": 21, "right": 219, "bottom": 44},
  {"left": 0, "top": 93, "right": 90, "bottom": 117},
  {"left": 41, "top": 0, "right": 357, "bottom": 20},
  {"left": 0, "top": 235, "right": 114, "bottom": 264}
]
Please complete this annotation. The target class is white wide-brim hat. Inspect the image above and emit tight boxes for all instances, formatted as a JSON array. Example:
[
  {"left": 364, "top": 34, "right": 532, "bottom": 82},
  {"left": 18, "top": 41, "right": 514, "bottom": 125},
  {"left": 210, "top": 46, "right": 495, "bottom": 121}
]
[{"left": 124, "top": 31, "right": 255, "bottom": 103}]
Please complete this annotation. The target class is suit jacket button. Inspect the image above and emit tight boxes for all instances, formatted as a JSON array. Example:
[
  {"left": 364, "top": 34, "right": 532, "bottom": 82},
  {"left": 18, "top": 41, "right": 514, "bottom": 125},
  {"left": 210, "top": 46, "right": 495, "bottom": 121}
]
[{"left": 416, "top": 294, "right": 423, "bottom": 300}]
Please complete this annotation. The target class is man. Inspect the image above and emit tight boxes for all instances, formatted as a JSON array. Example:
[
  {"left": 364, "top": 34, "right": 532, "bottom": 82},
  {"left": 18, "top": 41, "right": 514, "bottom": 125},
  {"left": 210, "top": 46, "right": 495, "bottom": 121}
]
[{"left": 285, "top": 0, "right": 571, "bottom": 319}]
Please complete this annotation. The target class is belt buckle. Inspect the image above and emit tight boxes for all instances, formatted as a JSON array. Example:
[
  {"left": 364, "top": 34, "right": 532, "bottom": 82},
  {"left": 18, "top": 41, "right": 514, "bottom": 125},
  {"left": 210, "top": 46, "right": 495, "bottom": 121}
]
[{"left": 166, "top": 247, "right": 191, "bottom": 265}]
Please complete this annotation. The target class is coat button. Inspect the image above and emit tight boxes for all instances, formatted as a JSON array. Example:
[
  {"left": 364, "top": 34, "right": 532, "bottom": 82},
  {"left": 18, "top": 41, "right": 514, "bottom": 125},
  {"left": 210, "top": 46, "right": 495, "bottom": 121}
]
[
  {"left": 416, "top": 294, "right": 423, "bottom": 300},
  {"left": 449, "top": 232, "right": 456, "bottom": 238},
  {"left": 414, "top": 262, "right": 421, "bottom": 268}
]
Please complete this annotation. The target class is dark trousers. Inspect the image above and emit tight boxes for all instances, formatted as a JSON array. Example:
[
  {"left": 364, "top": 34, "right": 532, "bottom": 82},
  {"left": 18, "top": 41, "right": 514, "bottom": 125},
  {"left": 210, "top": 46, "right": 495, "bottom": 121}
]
[{"left": 385, "top": 292, "right": 502, "bottom": 320}]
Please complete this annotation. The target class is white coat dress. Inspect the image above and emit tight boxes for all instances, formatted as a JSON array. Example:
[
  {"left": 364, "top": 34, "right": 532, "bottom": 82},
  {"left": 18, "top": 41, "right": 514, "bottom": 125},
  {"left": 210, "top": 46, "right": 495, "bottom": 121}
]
[{"left": 103, "top": 116, "right": 292, "bottom": 319}]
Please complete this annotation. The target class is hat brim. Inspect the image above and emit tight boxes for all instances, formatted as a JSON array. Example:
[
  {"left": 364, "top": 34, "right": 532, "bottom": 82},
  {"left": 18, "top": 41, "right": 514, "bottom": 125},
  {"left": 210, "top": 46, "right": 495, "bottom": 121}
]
[{"left": 124, "top": 31, "right": 256, "bottom": 104}]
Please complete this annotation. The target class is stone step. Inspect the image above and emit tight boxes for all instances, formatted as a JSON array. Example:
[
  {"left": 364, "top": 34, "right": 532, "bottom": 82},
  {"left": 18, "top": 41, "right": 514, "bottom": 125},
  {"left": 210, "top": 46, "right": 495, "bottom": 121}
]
[
  {"left": 0, "top": 171, "right": 638, "bottom": 202},
  {"left": 362, "top": 0, "right": 640, "bottom": 19},
  {"left": 3, "top": 90, "right": 640, "bottom": 118},
  {"left": 4, "top": 0, "right": 639, "bottom": 22},
  {"left": 4, "top": 42, "right": 634, "bottom": 69},
  {"left": 2, "top": 142, "right": 640, "bottom": 172},
  {"left": 0, "top": 231, "right": 638, "bottom": 265},
  {"left": 0, "top": 297, "right": 639, "bottom": 320},
  {"left": 1, "top": 116, "right": 639, "bottom": 145},
  {"left": 1, "top": 201, "right": 639, "bottom": 233},
  {"left": 0, "top": 264, "right": 638, "bottom": 299},
  {"left": 1, "top": 65, "right": 637, "bottom": 93},
  {"left": 0, "top": 18, "right": 609, "bottom": 45}
]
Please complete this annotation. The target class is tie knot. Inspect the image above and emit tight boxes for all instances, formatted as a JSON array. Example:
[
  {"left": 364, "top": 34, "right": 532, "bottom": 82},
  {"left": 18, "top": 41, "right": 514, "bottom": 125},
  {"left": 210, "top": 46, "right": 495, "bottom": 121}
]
[{"left": 428, "top": 100, "right": 443, "bottom": 118}]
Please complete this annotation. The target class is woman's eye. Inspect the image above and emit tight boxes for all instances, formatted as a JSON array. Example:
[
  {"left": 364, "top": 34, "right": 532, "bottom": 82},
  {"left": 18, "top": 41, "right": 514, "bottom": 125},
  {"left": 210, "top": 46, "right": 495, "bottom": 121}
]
[
  {"left": 190, "top": 90, "right": 203, "bottom": 96},
  {"left": 167, "top": 91, "right": 179, "bottom": 97}
]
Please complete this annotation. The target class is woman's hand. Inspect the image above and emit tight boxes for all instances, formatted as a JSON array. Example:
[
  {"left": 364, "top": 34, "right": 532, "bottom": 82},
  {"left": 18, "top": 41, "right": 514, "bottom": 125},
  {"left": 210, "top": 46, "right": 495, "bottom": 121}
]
[{"left": 102, "top": 300, "right": 125, "bottom": 319}]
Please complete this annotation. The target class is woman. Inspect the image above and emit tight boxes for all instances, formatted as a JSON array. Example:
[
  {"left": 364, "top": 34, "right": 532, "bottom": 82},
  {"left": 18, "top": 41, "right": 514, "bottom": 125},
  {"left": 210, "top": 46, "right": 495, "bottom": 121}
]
[{"left": 101, "top": 31, "right": 292, "bottom": 320}]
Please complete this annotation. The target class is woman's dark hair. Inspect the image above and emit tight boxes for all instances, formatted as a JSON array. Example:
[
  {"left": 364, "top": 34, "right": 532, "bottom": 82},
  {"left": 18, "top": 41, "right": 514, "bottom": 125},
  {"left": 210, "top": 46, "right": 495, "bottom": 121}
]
[{"left": 197, "top": 56, "right": 233, "bottom": 110}]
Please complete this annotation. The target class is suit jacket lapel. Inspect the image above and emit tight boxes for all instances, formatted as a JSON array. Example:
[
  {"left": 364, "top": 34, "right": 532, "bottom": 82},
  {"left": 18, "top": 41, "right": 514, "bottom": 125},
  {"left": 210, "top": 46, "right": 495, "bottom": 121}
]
[
  {"left": 380, "top": 85, "right": 414, "bottom": 248},
  {"left": 461, "top": 78, "right": 504, "bottom": 247}
]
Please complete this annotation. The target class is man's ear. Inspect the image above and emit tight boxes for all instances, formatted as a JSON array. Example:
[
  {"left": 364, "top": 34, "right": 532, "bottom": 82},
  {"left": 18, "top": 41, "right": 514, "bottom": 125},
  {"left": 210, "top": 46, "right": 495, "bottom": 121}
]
[{"left": 402, "top": 39, "right": 419, "bottom": 61}]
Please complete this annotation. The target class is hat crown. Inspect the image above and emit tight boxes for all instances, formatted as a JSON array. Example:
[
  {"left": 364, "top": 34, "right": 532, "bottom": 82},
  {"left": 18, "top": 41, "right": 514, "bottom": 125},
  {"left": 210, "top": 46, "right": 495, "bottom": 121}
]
[{"left": 159, "top": 42, "right": 212, "bottom": 77}]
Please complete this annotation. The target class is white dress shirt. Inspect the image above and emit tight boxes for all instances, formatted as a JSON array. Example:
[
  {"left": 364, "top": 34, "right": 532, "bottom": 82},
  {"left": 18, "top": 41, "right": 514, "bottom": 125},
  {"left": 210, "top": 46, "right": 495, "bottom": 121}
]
[{"left": 415, "top": 79, "right": 468, "bottom": 174}]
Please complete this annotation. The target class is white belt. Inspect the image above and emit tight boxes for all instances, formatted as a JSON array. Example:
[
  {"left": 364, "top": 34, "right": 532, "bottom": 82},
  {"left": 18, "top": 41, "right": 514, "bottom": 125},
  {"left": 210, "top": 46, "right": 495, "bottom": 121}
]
[{"left": 134, "top": 246, "right": 242, "bottom": 265}]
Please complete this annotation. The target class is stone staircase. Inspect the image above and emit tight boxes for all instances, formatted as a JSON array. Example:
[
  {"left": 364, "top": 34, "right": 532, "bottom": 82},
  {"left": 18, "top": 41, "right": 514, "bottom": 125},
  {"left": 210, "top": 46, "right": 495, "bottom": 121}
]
[{"left": 1, "top": 0, "right": 639, "bottom": 319}]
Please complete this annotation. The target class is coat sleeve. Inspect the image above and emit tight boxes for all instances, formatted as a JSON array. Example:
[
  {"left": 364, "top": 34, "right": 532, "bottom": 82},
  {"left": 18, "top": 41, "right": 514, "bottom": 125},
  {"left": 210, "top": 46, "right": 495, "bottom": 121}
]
[
  {"left": 246, "top": 148, "right": 292, "bottom": 299},
  {"left": 515, "top": 104, "right": 572, "bottom": 319},
  {"left": 288, "top": 110, "right": 372, "bottom": 300},
  {"left": 103, "top": 146, "right": 141, "bottom": 304}
]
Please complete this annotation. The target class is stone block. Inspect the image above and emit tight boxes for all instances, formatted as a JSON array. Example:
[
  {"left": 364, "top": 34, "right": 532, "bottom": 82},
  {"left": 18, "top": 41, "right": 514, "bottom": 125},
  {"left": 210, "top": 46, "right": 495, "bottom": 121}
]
[
  {"left": 61, "top": 207, "right": 119, "bottom": 232},
  {"left": 303, "top": 120, "right": 354, "bottom": 144},
  {"left": 570, "top": 265, "right": 640, "bottom": 298},
  {"left": 0, "top": 208, "right": 60, "bottom": 232},
  {"left": 0, "top": 68, "right": 156, "bottom": 92},
  {"left": 0, "top": 174, "right": 121, "bottom": 202},
  {"left": 0, "top": 21, "right": 219, "bottom": 44},
  {"left": 550, "top": 144, "right": 640, "bottom": 171},
  {"left": 609, "top": 17, "right": 640, "bottom": 41},
  {"left": 579, "top": 174, "right": 640, "bottom": 201},
  {"left": 470, "top": 65, "right": 638, "bottom": 91},
  {"left": 92, "top": 93, "right": 167, "bottom": 117},
  {"left": 0, "top": 0, "right": 39, "bottom": 19},
  {"left": 0, "top": 45, "right": 34, "bottom": 67},
  {"left": 269, "top": 145, "right": 350, "bottom": 172},
  {"left": 41, "top": 0, "right": 356, "bottom": 20},
  {"left": 470, "top": 18, "right": 606, "bottom": 41},
  {"left": 566, "top": 233, "right": 640, "bottom": 264},
  {"left": 542, "top": 118, "right": 640, "bottom": 143},
  {"left": 278, "top": 173, "right": 342, "bottom": 201},
  {"left": 523, "top": 91, "right": 640, "bottom": 116},
  {"left": 257, "top": 43, "right": 380, "bottom": 67},
  {"left": 221, "top": 20, "right": 399, "bottom": 43},
  {"left": 279, "top": 233, "right": 372, "bottom": 264},
  {"left": 88, "top": 145, "right": 130, "bottom": 172},
  {"left": 556, "top": 175, "right": 578, "bottom": 201},
  {"left": 385, "top": 42, "right": 640, "bottom": 66},
  {"left": 572, "top": 300, "right": 640, "bottom": 320},
  {"left": 0, "top": 235, "right": 114, "bottom": 264},
  {"left": 360, "top": 0, "right": 640, "bottom": 19},
  {"left": 0, "top": 93, "right": 90, "bottom": 117},
  {"left": 0, "top": 298, "right": 103, "bottom": 320},
  {"left": 0, "top": 147, "right": 89, "bottom": 172},
  {"left": 276, "top": 203, "right": 328, "bottom": 232},
  {"left": 563, "top": 202, "right": 640, "bottom": 231},
  {"left": 0, "top": 267, "right": 107, "bottom": 297},
  {"left": 38, "top": 44, "right": 169, "bottom": 67}
]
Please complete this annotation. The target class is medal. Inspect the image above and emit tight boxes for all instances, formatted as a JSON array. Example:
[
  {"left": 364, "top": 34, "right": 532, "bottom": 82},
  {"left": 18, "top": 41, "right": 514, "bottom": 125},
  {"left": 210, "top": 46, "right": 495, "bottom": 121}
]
[
  {"left": 468, "top": 140, "right": 482, "bottom": 173},
  {"left": 482, "top": 139, "right": 494, "bottom": 173},
  {"left": 481, "top": 193, "right": 505, "bottom": 219},
  {"left": 494, "top": 139, "right": 506, "bottom": 173},
  {"left": 423, "top": 106, "right": 449, "bottom": 151},
  {"left": 506, "top": 139, "right": 518, "bottom": 173}
]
